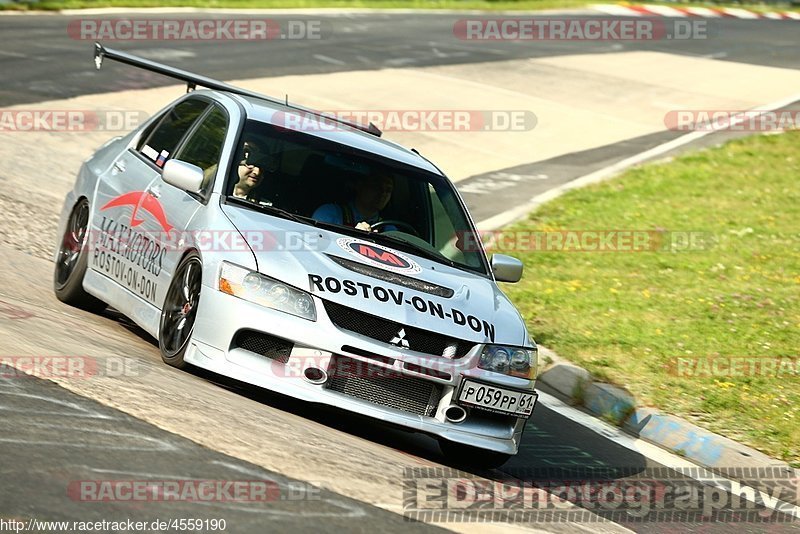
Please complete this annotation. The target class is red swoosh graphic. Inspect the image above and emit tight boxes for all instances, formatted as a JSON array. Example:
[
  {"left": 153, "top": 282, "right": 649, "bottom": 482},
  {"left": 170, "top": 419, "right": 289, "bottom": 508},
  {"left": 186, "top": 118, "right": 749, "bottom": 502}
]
[
  {"left": 101, "top": 191, "right": 173, "bottom": 233},
  {"left": 139, "top": 193, "right": 173, "bottom": 233}
]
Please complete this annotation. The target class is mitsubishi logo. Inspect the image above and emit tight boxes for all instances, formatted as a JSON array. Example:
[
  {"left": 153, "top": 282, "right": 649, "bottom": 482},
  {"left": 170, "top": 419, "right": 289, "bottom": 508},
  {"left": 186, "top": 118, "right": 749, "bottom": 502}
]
[{"left": 390, "top": 328, "right": 410, "bottom": 349}]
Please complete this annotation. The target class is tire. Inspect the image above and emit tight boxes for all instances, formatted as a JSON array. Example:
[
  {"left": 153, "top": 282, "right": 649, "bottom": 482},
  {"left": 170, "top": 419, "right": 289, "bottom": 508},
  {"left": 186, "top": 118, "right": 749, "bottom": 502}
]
[
  {"left": 438, "top": 439, "right": 512, "bottom": 470},
  {"left": 53, "top": 198, "right": 106, "bottom": 313},
  {"left": 158, "top": 251, "right": 202, "bottom": 369}
]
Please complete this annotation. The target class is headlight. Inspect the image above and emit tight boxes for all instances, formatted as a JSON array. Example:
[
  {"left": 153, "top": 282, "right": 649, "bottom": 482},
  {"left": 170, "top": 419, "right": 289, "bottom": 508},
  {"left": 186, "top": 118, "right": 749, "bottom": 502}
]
[
  {"left": 478, "top": 345, "right": 537, "bottom": 379},
  {"left": 218, "top": 262, "right": 317, "bottom": 321}
]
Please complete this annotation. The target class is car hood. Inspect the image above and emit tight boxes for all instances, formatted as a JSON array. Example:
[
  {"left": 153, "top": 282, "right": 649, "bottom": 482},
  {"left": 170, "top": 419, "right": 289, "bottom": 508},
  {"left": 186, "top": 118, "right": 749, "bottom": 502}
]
[{"left": 222, "top": 204, "right": 530, "bottom": 346}]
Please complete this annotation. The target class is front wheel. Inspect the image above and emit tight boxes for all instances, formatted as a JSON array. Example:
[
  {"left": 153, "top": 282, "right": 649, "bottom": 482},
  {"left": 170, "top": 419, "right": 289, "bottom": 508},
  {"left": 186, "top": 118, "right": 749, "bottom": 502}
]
[
  {"left": 159, "top": 251, "right": 202, "bottom": 369},
  {"left": 54, "top": 198, "right": 106, "bottom": 313},
  {"left": 438, "top": 439, "right": 512, "bottom": 470}
]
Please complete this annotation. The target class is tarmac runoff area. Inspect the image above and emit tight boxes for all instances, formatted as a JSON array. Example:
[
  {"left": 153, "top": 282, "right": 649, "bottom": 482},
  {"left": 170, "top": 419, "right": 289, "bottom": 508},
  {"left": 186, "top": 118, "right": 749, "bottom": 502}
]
[{"left": 1, "top": 49, "right": 800, "bottom": 530}]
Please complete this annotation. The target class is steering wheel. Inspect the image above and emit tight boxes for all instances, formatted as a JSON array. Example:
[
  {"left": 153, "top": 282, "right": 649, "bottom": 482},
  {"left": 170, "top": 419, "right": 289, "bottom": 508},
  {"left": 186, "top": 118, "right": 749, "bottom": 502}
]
[{"left": 371, "top": 220, "right": 419, "bottom": 237}]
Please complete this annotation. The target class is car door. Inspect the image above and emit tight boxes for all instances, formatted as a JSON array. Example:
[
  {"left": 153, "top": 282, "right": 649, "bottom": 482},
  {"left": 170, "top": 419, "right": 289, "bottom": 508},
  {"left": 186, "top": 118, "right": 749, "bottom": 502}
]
[
  {"left": 89, "top": 97, "right": 210, "bottom": 308},
  {"left": 147, "top": 102, "right": 230, "bottom": 309}
]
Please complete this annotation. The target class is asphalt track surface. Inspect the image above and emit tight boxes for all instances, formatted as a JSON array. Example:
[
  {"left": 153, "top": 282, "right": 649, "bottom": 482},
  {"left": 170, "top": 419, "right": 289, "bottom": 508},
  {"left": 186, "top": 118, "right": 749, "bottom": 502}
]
[
  {"left": 1, "top": 13, "right": 799, "bottom": 106},
  {"left": 0, "top": 372, "right": 438, "bottom": 532},
  {"left": 1, "top": 11, "right": 799, "bottom": 533}
]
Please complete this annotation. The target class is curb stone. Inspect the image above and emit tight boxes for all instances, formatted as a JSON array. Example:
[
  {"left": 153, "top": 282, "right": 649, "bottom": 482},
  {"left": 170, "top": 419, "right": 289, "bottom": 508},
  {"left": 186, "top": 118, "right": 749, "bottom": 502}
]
[{"left": 535, "top": 346, "right": 795, "bottom": 476}]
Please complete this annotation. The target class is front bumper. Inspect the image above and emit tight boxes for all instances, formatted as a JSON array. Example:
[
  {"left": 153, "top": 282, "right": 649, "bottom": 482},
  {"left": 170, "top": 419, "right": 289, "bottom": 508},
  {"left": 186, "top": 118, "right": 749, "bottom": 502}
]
[{"left": 187, "top": 287, "right": 533, "bottom": 454}]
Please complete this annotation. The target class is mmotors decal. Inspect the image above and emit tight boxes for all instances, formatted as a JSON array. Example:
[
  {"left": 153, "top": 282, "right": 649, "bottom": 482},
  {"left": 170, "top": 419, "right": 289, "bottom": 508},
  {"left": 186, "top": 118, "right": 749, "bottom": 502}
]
[
  {"left": 336, "top": 237, "right": 421, "bottom": 275},
  {"left": 92, "top": 190, "right": 173, "bottom": 305}
]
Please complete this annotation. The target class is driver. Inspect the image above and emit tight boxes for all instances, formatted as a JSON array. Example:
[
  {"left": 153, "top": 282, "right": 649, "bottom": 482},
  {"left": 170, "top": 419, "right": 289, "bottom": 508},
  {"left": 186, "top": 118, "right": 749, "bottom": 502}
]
[{"left": 312, "top": 171, "right": 396, "bottom": 231}]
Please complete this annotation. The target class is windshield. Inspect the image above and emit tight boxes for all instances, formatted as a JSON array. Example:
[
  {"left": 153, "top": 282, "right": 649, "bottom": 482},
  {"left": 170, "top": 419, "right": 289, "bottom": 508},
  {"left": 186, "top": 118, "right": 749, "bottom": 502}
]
[{"left": 225, "top": 120, "right": 489, "bottom": 275}]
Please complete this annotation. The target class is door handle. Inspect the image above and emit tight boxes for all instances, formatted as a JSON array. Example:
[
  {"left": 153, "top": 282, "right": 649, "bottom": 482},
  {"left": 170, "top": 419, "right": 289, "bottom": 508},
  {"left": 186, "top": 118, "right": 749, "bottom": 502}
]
[
  {"left": 146, "top": 186, "right": 161, "bottom": 199},
  {"left": 113, "top": 160, "right": 126, "bottom": 173}
]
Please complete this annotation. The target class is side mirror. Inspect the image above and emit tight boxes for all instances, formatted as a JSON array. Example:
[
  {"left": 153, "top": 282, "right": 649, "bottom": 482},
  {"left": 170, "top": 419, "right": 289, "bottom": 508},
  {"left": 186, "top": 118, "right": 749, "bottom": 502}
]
[
  {"left": 491, "top": 254, "right": 523, "bottom": 283},
  {"left": 162, "top": 159, "right": 204, "bottom": 193}
]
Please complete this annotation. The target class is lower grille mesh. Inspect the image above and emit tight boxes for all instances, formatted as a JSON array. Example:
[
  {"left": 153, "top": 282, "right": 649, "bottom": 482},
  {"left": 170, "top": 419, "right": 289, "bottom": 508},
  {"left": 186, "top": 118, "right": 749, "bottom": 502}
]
[
  {"left": 325, "top": 356, "right": 442, "bottom": 417},
  {"left": 233, "top": 330, "right": 293, "bottom": 364}
]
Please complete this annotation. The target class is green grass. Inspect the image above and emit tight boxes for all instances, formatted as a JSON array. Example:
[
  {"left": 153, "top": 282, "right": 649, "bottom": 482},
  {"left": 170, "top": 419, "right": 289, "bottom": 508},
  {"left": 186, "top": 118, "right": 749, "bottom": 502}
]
[
  {"left": 3, "top": 0, "right": 798, "bottom": 11},
  {"left": 501, "top": 131, "right": 800, "bottom": 466}
]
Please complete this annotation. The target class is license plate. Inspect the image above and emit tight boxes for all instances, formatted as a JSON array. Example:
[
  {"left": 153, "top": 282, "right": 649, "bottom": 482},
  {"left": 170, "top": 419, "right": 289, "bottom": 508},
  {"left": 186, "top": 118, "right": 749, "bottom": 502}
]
[{"left": 457, "top": 380, "right": 537, "bottom": 417}]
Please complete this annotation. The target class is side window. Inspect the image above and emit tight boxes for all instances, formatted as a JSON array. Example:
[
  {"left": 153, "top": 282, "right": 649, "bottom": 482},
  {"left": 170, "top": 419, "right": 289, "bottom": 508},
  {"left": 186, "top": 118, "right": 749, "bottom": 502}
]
[
  {"left": 174, "top": 106, "right": 228, "bottom": 193},
  {"left": 134, "top": 112, "right": 164, "bottom": 152},
  {"left": 138, "top": 99, "right": 208, "bottom": 167}
]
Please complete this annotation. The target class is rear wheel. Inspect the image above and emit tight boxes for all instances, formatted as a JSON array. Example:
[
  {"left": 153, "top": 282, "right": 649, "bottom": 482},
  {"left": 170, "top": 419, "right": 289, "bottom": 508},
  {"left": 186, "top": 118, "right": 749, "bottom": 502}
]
[
  {"left": 438, "top": 439, "right": 512, "bottom": 470},
  {"left": 159, "top": 251, "right": 202, "bottom": 369},
  {"left": 54, "top": 198, "right": 106, "bottom": 313}
]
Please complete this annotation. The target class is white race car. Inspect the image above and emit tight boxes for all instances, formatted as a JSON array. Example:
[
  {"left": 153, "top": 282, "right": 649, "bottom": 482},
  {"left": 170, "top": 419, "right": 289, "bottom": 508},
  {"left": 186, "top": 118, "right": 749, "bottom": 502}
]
[{"left": 54, "top": 43, "right": 538, "bottom": 468}]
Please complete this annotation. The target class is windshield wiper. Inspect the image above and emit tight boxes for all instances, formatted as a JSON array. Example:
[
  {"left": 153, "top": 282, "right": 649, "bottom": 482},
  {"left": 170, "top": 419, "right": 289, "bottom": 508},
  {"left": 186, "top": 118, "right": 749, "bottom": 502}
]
[
  {"left": 224, "top": 196, "right": 316, "bottom": 226},
  {"left": 308, "top": 219, "right": 379, "bottom": 241}
]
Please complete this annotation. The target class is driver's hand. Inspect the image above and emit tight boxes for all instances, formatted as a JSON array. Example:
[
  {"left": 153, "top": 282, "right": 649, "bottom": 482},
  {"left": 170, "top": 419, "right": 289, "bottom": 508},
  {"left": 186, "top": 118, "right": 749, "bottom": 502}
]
[{"left": 355, "top": 221, "right": 372, "bottom": 232}]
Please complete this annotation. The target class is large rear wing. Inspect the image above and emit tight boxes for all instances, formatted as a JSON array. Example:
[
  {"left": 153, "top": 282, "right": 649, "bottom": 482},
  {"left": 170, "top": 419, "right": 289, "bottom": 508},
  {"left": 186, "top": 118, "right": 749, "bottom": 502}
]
[{"left": 93, "top": 42, "right": 382, "bottom": 137}]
